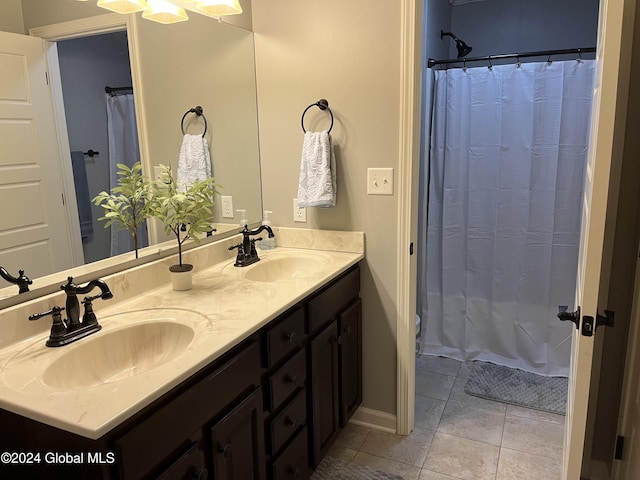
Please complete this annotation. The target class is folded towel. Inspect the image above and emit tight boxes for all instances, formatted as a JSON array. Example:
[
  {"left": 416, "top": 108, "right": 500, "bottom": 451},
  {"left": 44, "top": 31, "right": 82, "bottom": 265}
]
[
  {"left": 70, "top": 151, "right": 93, "bottom": 239},
  {"left": 177, "top": 134, "right": 212, "bottom": 190},
  {"left": 297, "top": 130, "right": 336, "bottom": 208}
]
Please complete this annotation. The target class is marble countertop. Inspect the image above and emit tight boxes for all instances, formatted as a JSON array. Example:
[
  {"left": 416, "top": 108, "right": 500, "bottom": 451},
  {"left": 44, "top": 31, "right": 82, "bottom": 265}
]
[{"left": 0, "top": 238, "right": 363, "bottom": 439}]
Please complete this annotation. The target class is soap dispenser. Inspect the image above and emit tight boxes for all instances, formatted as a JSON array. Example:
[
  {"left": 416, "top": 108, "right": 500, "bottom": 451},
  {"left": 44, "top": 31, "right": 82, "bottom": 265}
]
[
  {"left": 237, "top": 209, "right": 248, "bottom": 228},
  {"left": 259, "top": 210, "right": 276, "bottom": 250}
]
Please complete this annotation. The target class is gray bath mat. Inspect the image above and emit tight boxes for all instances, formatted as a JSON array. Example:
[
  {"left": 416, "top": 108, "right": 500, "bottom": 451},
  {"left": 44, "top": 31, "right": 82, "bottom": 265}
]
[
  {"left": 464, "top": 361, "right": 568, "bottom": 415},
  {"left": 311, "top": 455, "right": 404, "bottom": 480}
]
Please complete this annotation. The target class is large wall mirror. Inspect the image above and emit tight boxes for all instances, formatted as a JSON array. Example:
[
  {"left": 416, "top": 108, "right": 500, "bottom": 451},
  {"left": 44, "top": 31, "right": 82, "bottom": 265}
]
[{"left": 0, "top": 0, "right": 262, "bottom": 305}]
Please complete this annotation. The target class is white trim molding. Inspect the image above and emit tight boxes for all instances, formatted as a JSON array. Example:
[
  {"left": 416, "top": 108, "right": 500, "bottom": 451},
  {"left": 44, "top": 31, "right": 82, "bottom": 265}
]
[
  {"left": 396, "top": 0, "right": 422, "bottom": 436},
  {"left": 350, "top": 407, "right": 397, "bottom": 434}
]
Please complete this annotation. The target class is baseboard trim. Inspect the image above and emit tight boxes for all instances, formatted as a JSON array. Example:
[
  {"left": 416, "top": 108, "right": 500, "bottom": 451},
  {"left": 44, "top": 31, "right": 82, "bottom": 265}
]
[{"left": 349, "top": 407, "right": 397, "bottom": 434}]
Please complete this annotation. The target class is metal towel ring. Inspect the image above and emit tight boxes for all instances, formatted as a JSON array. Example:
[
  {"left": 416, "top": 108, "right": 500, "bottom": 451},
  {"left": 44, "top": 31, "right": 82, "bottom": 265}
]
[
  {"left": 181, "top": 106, "right": 208, "bottom": 137},
  {"left": 301, "top": 99, "right": 334, "bottom": 133}
]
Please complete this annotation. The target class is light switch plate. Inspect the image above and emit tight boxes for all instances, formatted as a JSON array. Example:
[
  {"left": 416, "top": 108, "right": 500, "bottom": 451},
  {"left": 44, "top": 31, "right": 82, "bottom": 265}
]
[{"left": 367, "top": 168, "right": 394, "bottom": 195}]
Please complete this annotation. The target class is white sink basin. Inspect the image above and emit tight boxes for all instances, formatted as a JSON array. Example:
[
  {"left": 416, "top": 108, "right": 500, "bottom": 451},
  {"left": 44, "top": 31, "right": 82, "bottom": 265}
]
[
  {"left": 42, "top": 321, "right": 194, "bottom": 389},
  {"left": 244, "top": 255, "right": 325, "bottom": 282},
  {"left": 0, "top": 308, "right": 207, "bottom": 391}
]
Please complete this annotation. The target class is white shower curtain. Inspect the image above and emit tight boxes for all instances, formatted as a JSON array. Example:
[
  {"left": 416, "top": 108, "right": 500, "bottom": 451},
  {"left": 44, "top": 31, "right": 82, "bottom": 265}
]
[
  {"left": 420, "top": 60, "right": 595, "bottom": 376},
  {"left": 106, "top": 93, "right": 148, "bottom": 256}
]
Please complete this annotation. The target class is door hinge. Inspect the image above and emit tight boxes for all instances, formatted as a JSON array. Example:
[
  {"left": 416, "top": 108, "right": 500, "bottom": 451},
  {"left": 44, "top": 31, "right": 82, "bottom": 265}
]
[{"left": 615, "top": 435, "right": 624, "bottom": 460}]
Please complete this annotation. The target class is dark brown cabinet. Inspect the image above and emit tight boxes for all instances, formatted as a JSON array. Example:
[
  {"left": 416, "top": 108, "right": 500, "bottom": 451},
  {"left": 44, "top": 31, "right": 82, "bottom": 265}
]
[
  {"left": 307, "top": 267, "right": 362, "bottom": 468},
  {"left": 0, "top": 264, "right": 362, "bottom": 480},
  {"left": 210, "top": 387, "right": 266, "bottom": 480},
  {"left": 309, "top": 321, "right": 341, "bottom": 467},
  {"left": 338, "top": 299, "right": 362, "bottom": 426}
]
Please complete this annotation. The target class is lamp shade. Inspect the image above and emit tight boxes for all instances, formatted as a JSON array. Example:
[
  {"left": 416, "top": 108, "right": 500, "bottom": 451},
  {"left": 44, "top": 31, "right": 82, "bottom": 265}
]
[
  {"left": 97, "top": 0, "right": 148, "bottom": 14},
  {"left": 196, "top": 0, "right": 242, "bottom": 16},
  {"left": 142, "top": 0, "right": 189, "bottom": 24}
]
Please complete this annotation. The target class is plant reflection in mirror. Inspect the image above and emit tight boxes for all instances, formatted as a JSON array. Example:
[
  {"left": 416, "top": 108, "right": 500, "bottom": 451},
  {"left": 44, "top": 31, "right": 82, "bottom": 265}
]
[{"left": 93, "top": 162, "right": 153, "bottom": 259}]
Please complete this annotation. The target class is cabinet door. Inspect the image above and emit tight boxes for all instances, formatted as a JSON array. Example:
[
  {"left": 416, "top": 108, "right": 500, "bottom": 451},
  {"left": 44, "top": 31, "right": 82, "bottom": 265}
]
[
  {"left": 156, "top": 437, "right": 207, "bottom": 480},
  {"left": 309, "top": 320, "right": 340, "bottom": 467},
  {"left": 339, "top": 299, "right": 362, "bottom": 426},
  {"left": 210, "top": 387, "right": 266, "bottom": 480}
]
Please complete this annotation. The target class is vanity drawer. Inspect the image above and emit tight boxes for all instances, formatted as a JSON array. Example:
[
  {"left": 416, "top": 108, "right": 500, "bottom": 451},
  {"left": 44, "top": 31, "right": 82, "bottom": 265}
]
[
  {"left": 115, "top": 339, "right": 261, "bottom": 480},
  {"left": 269, "top": 389, "right": 307, "bottom": 455},
  {"left": 271, "top": 427, "right": 310, "bottom": 480},
  {"left": 266, "top": 306, "right": 304, "bottom": 367},
  {"left": 268, "top": 348, "right": 306, "bottom": 411},
  {"left": 308, "top": 266, "right": 360, "bottom": 335}
]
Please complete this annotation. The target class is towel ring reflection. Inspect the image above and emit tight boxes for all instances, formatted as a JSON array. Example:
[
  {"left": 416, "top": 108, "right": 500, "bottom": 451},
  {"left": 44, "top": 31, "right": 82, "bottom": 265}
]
[
  {"left": 301, "top": 99, "right": 334, "bottom": 133},
  {"left": 181, "top": 106, "right": 208, "bottom": 137}
]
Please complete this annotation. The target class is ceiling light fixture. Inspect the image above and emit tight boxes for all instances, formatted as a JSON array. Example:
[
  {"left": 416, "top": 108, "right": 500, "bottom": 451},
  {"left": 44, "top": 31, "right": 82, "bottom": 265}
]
[
  {"left": 96, "top": 0, "right": 148, "bottom": 14},
  {"left": 196, "top": 0, "right": 243, "bottom": 17},
  {"left": 142, "top": 0, "right": 189, "bottom": 24}
]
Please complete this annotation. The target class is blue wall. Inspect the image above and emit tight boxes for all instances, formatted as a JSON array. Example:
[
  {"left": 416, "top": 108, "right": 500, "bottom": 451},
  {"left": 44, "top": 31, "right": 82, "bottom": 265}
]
[{"left": 448, "top": 0, "right": 599, "bottom": 61}]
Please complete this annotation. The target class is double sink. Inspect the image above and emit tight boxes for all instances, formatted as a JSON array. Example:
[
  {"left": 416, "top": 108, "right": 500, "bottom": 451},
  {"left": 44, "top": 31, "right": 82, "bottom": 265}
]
[{"left": 0, "top": 248, "right": 352, "bottom": 437}]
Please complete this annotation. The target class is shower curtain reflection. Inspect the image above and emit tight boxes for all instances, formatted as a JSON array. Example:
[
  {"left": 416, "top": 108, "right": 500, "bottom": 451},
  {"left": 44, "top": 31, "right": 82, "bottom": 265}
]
[
  {"left": 420, "top": 60, "right": 595, "bottom": 376},
  {"left": 105, "top": 92, "right": 149, "bottom": 256}
]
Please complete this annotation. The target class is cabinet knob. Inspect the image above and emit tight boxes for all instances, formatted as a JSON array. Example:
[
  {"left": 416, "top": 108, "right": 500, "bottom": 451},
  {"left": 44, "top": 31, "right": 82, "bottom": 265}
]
[
  {"left": 344, "top": 326, "right": 352, "bottom": 335},
  {"left": 191, "top": 468, "right": 208, "bottom": 480},
  {"left": 289, "top": 465, "right": 301, "bottom": 478},
  {"left": 219, "top": 444, "right": 232, "bottom": 459},
  {"left": 287, "top": 417, "right": 299, "bottom": 429},
  {"left": 287, "top": 332, "right": 297, "bottom": 344},
  {"left": 287, "top": 375, "right": 298, "bottom": 386}
]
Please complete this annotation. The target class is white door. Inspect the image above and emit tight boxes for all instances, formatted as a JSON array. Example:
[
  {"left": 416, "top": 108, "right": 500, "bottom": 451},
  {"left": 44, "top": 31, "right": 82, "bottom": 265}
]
[
  {"left": 563, "top": 0, "right": 633, "bottom": 478},
  {"left": 0, "top": 31, "right": 74, "bottom": 278},
  {"left": 613, "top": 253, "right": 640, "bottom": 479}
]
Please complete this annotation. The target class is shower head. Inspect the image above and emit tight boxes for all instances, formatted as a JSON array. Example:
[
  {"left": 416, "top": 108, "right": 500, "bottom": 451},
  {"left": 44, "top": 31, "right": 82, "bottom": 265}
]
[{"left": 441, "top": 30, "right": 473, "bottom": 58}]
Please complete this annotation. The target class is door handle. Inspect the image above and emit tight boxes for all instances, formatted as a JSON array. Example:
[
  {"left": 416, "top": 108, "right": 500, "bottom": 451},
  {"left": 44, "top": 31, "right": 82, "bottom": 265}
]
[{"left": 558, "top": 305, "right": 580, "bottom": 329}]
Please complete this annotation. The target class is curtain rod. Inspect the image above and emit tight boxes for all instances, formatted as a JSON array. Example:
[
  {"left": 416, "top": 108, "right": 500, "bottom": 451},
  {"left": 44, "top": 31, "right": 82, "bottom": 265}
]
[
  {"left": 105, "top": 85, "right": 133, "bottom": 94},
  {"left": 427, "top": 47, "right": 596, "bottom": 68}
]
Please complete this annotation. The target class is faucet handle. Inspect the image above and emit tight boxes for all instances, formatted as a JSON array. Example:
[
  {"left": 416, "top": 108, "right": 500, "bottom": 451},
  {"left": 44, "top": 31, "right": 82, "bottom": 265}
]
[
  {"left": 29, "top": 306, "right": 68, "bottom": 345},
  {"left": 28, "top": 305, "right": 65, "bottom": 321}
]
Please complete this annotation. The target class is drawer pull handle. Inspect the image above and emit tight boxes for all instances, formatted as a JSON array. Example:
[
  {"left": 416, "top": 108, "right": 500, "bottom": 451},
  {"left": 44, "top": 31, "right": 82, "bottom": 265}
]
[
  {"left": 288, "top": 375, "right": 298, "bottom": 386},
  {"left": 287, "top": 332, "right": 297, "bottom": 344},
  {"left": 287, "top": 417, "right": 299, "bottom": 429},
  {"left": 219, "top": 444, "right": 232, "bottom": 459}
]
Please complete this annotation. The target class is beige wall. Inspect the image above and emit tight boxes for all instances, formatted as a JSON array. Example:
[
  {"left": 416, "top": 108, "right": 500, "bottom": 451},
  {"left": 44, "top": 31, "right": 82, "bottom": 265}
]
[
  {"left": 253, "top": 0, "right": 403, "bottom": 415},
  {"left": 0, "top": 0, "right": 24, "bottom": 34}
]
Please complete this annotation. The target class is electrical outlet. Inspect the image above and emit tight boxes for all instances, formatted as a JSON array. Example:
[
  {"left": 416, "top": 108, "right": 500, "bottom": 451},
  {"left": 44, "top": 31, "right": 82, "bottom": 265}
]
[
  {"left": 367, "top": 167, "right": 394, "bottom": 195},
  {"left": 153, "top": 166, "right": 164, "bottom": 182},
  {"left": 293, "top": 198, "right": 307, "bottom": 223},
  {"left": 221, "top": 196, "right": 234, "bottom": 218}
]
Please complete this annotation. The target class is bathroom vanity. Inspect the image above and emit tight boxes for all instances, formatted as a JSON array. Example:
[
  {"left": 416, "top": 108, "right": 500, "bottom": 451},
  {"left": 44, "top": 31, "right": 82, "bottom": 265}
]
[{"left": 0, "top": 230, "right": 364, "bottom": 480}]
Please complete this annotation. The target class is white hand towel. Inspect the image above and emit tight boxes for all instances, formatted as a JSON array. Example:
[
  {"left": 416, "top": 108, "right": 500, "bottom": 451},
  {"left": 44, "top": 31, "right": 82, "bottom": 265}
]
[
  {"left": 177, "top": 133, "right": 212, "bottom": 190},
  {"left": 297, "top": 130, "right": 336, "bottom": 208}
]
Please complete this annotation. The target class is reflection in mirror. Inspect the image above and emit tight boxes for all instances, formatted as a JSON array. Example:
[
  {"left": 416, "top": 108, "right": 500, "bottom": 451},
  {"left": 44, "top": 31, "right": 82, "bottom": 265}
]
[{"left": 0, "top": 2, "right": 262, "bottom": 305}]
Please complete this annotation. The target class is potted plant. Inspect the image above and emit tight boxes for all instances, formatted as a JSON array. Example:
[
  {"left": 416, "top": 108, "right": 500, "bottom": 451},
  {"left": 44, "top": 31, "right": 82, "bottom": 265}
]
[
  {"left": 93, "top": 162, "right": 152, "bottom": 259},
  {"left": 149, "top": 164, "right": 219, "bottom": 290}
]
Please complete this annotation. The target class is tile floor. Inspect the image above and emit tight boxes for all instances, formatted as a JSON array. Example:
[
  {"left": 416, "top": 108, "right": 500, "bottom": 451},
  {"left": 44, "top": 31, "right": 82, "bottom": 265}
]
[{"left": 325, "top": 355, "right": 565, "bottom": 480}]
